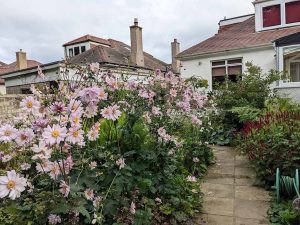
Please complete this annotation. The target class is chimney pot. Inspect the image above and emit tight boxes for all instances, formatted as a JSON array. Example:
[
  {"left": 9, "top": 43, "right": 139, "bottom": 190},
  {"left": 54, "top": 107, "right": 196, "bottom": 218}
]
[{"left": 134, "top": 18, "right": 138, "bottom": 26}]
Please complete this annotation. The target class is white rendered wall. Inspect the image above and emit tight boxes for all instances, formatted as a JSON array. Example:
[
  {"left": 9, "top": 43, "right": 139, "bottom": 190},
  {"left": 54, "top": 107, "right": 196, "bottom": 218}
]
[
  {"left": 4, "top": 69, "right": 60, "bottom": 87},
  {"left": 180, "top": 47, "right": 276, "bottom": 90},
  {"left": 0, "top": 85, "right": 6, "bottom": 95},
  {"left": 275, "top": 86, "right": 300, "bottom": 102}
]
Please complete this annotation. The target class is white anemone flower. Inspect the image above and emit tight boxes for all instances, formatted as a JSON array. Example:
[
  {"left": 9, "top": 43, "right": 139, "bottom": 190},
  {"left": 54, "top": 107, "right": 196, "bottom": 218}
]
[{"left": 0, "top": 170, "right": 27, "bottom": 200}]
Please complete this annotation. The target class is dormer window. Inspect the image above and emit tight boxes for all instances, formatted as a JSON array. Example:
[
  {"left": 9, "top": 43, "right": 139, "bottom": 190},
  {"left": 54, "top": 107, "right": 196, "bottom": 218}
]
[
  {"left": 286, "top": 1, "right": 300, "bottom": 24},
  {"left": 255, "top": 0, "right": 300, "bottom": 31},
  {"left": 263, "top": 4, "right": 281, "bottom": 27}
]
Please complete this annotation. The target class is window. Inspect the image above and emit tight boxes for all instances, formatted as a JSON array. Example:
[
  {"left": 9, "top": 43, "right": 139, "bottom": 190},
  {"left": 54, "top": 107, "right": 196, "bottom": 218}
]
[
  {"left": 50, "top": 81, "right": 59, "bottom": 93},
  {"left": 74, "top": 47, "right": 80, "bottom": 56},
  {"left": 69, "top": 49, "right": 73, "bottom": 57},
  {"left": 284, "top": 53, "right": 300, "bottom": 83},
  {"left": 81, "top": 46, "right": 86, "bottom": 53},
  {"left": 290, "top": 62, "right": 300, "bottom": 82},
  {"left": 286, "top": 1, "right": 300, "bottom": 24},
  {"left": 212, "top": 59, "right": 242, "bottom": 87},
  {"left": 21, "top": 88, "right": 32, "bottom": 94},
  {"left": 263, "top": 4, "right": 281, "bottom": 27}
]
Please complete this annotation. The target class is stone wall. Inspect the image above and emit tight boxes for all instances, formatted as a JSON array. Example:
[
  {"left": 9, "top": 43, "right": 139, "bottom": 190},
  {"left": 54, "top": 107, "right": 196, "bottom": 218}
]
[
  {"left": 0, "top": 95, "right": 25, "bottom": 122},
  {"left": 6, "top": 84, "right": 31, "bottom": 94}
]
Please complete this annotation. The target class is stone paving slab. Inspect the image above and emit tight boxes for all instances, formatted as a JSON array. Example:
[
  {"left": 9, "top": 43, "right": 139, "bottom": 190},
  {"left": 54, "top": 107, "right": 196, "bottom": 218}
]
[
  {"left": 206, "top": 214, "right": 234, "bottom": 225},
  {"left": 202, "top": 197, "right": 234, "bottom": 216},
  {"left": 235, "top": 217, "right": 269, "bottom": 225},
  {"left": 234, "top": 199, "right": 269, "bottom": 220},
  {"left": 197, "top": 146, "right": 270, "bottom": 225},
  {"left": 235, "top": 178, "right": 255, "bottom": 186},
  {"left": 202, "top": 183, "right": 234, "bottom": 198},
  {"left": 204, "top": 177, "right": 234, "bottom": 185},
  {"left": 235, "top": 186, "right": 271, "bottom": 201}
]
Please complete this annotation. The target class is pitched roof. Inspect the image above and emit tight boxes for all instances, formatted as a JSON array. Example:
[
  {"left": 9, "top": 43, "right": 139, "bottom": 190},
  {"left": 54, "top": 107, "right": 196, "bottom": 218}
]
[
  {"left": 177, "top": 16, "right": 300, "bottom": 59},
  {"left": 0, "top": 61, "right": 7, "bottom": 67},
  {"left": 63, "top": 34, "right": 111, "bottom": 47},
  {"left": 69, "top": 39, "right": 169, "bottom": 71},
  {"left": 0, "top": 60, "right": 42, "bottom": 75}
]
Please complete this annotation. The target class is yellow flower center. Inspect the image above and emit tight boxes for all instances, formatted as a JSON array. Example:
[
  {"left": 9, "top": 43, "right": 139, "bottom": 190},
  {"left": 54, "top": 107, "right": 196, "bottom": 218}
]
[
  {"left": 51, "top": 130, "right": 60, "bottom": 138},
  {"left": 73, "top": 130, "right": 79, "bottom": 137},
  {"left": 99, "top": 92, "right": 105, "bottom": 98},
  {"left": 7, "top": 180, "right": 16, "bottom": 189},
  {"left": 4, "top": 130, "right": 12, "bottom": 136},
  {"left": 51, "top": 166, "right": 58, "bottom": 173},
  {"left": 26, "top": 101, "right": 33, "bottom": 108},
  {"left": 73, "top": 117, "right": 79, "bottom": 124}
]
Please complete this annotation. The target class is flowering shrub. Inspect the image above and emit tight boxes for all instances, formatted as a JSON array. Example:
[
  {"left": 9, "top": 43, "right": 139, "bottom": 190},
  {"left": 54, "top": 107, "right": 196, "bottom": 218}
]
[
  {"left": 0, "top": 64, "right": 213, "bottom": 224},
  {"left": 237, "top": 111, "right": 300, "bottom": 186}
]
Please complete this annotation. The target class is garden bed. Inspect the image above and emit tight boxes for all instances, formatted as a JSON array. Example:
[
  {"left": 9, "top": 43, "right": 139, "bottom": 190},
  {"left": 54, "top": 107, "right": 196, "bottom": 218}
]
[{"left": 0, "top": 64, "right": 213, "bottom": 225}]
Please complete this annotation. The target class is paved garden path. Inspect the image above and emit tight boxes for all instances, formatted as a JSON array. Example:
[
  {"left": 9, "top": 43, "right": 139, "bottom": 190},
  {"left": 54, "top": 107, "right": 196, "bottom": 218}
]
[{"left": 196, "top": 146, "right": 271, "bottom": 225}]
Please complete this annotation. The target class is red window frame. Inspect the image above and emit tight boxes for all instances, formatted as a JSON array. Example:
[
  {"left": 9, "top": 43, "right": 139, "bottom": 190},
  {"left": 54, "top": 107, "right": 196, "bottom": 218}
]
[{"left": 263, "top": 4, "right": 281, "bottom": 27}]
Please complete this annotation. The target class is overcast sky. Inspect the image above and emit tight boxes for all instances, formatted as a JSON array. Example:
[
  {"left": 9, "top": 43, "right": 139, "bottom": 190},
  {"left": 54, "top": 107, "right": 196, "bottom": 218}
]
[{"left": 0, "top": 0, "right": 254, "bottom": 64}]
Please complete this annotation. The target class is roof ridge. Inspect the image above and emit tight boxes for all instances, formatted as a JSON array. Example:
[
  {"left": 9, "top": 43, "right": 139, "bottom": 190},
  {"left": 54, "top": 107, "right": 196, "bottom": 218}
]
[
  {"left": 63, "top": 34, "right": 110, "bottom": 47},
  {"left": 68, "top": 38, "right": 168, "bottom": 70},
  {"left": 177, "top": 16, "right": 300, "bottom": 58}
]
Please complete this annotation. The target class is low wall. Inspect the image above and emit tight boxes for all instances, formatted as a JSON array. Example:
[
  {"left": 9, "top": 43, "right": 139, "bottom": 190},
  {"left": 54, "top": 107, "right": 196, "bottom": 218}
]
[
  {"left": 0, "top": 95, "right": 25, "bottom": 122},
  {"left": 275, "top": 87, "right": 300, "bottom": 103}
]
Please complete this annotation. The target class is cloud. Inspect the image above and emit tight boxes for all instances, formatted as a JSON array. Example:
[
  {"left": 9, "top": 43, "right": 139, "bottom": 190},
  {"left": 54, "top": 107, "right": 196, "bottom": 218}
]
[{"left": 0, "top": 0, "right": 254, "bottom": 64}]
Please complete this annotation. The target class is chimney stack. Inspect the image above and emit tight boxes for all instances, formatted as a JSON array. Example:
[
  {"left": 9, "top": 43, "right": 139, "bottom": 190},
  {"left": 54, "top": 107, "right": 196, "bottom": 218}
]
[
  {"left": 16, "top": 49, "right": 27, "bottom": 70},
  {"left": 130, "top": 18, "right": 144, "bottom": 67},
  {"left": 171, "top": 39, "right": 180, "bottom": 73}
]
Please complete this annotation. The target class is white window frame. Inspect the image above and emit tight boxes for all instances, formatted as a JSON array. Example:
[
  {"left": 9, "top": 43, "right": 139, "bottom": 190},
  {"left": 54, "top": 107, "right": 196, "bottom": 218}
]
[
  {"left": 286, "top": 55, "right": 300, "bottom": 82},
  {"left": 68, "top": 49, "right": 73, "bottom": 57},
  {"left": 277, "top": 45, "right": 300, "bottom": 88},
  {"left": 66, "top": 43, "right": 90, "bottom": 58},
  {"left": 211, "top": 58, "right": 243, "bottom": 77}
]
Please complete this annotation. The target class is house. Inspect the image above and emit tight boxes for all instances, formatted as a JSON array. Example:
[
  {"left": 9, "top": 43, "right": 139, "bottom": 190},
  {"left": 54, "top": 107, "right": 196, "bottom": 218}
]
[
  {"left": 1, "top": 19, "right": 175, "bottom": 94},
  {"left": 177, "top": 0, "right": 300, "bottom": 99},
  {"left": 0, "top": 61, "right": 7, "bottom": 94},
  {"left": 0, "top": 51, "right": 41, "bottom": 94}
]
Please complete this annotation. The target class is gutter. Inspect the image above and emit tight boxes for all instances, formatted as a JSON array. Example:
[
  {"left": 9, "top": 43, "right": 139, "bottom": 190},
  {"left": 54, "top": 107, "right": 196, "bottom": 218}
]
[
  {"left": 1, "top": 61, "right": 62, "bottom": 79},
  {"left": 252, "top": 0, "right": 270, "bottom": 5},
  {"left": 176, "top": 44, "right": 273, "bottom": 61}
]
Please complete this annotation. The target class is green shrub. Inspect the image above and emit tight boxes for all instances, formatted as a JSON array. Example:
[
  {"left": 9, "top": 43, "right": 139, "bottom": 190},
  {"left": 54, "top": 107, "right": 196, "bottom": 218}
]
[
  {"left": 269, "top": 200, "right": 300, "bottom": 225},
  {"left": 211, "top": 62, "right": 281, "bottom": 145}
]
